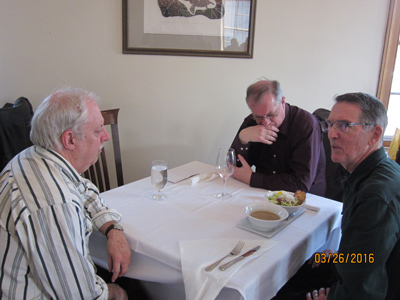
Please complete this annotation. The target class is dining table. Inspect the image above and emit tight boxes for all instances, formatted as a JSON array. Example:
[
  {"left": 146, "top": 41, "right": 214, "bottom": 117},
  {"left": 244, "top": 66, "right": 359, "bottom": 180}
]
[{"left": 89, "top": 161, "right": 343, "bottom": 300}]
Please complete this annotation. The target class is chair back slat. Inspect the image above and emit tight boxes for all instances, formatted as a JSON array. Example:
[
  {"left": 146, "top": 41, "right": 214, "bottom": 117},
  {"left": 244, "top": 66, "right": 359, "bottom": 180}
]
[
  {"left": 83, "top": 108, "right": 124, "bottom": 192},
  {"left": 100, "top": 150, "right": 111, "bottom": 191}
]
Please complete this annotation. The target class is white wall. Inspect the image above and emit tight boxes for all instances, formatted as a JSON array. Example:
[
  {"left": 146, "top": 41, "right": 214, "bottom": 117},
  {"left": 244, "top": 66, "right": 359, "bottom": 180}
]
[{"left": 0, "top": 0, "right": 390, "bottom": 185}]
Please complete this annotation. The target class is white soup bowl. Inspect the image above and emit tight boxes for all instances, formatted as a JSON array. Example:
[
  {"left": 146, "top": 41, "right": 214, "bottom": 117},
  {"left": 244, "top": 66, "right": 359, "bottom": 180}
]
[{"left": 245, "top": 202, "right": 289, "bottom": 231}]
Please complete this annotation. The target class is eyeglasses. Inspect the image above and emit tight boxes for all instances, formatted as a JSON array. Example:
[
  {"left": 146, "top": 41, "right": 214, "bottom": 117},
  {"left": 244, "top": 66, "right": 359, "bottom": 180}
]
[
  {"left": 321, "top": 121, "right": 376, "bottom": 133},
  {"left": 252, "top": 105, "right": 281, "bottom": 123}
]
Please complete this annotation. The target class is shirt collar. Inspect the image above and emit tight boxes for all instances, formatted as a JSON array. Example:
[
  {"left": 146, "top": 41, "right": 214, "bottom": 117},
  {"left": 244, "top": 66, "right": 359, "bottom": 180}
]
[
  {"left": 35, "top": 146, "right": 86, "bottom": 193},
  {"left": 345, "top": 147, "right": 387, "bottom": 188}
]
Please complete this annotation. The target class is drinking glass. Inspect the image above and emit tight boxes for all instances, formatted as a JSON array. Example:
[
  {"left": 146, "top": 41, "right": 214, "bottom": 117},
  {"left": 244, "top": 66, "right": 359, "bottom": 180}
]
[
  {"left": 214, "top": 148, "right": 236, "bottom": 199},
  {"left": 150, "top": 160, "right": 168, "bottom": 200}
]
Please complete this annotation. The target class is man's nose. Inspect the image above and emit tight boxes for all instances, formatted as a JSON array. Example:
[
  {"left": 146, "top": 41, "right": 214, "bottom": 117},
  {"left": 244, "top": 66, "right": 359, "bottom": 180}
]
[
  {"left": 103, "top": 128, "right": 110, "bottom": 142},
  {"left": 261, "top": 117, "right": 272, "bottom": 126},
  {"left": 328, "top": 126, "right": 338, "bottom": 140}
]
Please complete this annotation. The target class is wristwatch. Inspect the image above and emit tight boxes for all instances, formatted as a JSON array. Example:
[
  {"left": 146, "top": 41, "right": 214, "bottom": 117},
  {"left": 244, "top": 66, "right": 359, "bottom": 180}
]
[{"left": 105, "top": 223, "right": 124, "bottom": 238}]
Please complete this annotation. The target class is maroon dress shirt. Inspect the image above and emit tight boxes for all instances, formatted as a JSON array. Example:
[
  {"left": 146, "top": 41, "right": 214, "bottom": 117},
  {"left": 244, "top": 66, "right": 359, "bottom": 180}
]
[{"left": 231, "top": 103, "right": 326, "bottom": 196}]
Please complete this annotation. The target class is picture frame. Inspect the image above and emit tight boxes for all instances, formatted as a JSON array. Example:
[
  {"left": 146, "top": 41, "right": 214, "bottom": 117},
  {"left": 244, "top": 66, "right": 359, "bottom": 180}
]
[{"left": 122, "top": 0, "right": 257, "bottom": 58}]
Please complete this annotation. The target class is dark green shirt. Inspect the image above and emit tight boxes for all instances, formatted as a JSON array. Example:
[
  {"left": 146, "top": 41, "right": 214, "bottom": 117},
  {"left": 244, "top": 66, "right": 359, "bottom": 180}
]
[{"left": 329, "top": 147, "right": 400, "bottom": 300}]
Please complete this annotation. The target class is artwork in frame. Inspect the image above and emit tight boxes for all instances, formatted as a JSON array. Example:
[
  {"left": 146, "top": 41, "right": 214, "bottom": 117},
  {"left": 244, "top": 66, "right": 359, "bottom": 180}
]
[{"left": 122, "top": 0, "right": 257, "bottom": 58}]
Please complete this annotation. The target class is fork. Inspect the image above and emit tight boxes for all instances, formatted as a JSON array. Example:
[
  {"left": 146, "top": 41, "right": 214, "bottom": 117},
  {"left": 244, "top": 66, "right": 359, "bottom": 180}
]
[{"left": 204, "top": 240, "right": 245, "bottom": 272}]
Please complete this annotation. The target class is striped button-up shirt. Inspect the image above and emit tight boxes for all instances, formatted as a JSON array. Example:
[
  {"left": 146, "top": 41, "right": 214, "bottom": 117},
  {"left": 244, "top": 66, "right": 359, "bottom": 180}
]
[{"left": 0, "top": 146, "right": 121, "bottom": 299}]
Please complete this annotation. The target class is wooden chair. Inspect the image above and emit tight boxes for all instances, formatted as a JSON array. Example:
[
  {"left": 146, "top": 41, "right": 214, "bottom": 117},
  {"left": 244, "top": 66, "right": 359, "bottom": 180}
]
[
  {"left": 388, "top": 128, "right": 400, "bottom": 164},
  {"left": 84, "top": 108, "right": 124, "bottom": 192},
  {"left": 396, "top": 143, "right": 400, "bottom": 166}
]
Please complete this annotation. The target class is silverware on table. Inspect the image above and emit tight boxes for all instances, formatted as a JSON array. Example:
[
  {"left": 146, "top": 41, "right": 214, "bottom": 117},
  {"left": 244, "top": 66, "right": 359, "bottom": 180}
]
[
  {"left": 219, "top": 245, "right": 260, "bottom": 271},
  {"left": 204, "top": 240, "right": 245, "bottom": 272},
  {"left": 169, "top": 173, "right": 199, "bottom": 184}
]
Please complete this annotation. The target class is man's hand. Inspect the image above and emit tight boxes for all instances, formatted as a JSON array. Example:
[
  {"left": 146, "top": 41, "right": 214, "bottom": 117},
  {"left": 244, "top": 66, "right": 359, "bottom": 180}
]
[
  {"left": 107, "top": 283, "right": 128, "bottom": 300},
  {"left": 232, "top": 155, "right": 252, "bottom": 184},
  {"left": 306, "top": 287, "right": 330, "bottom": 300},
  {"left": 239, "top": 124, "right": 279, "bottom": 145},
  {"left": 308, "top": 249, "right": 335, "bottom": 269},
  {"left": 106, "top": 229, "right": 132, "bottom": 282}
]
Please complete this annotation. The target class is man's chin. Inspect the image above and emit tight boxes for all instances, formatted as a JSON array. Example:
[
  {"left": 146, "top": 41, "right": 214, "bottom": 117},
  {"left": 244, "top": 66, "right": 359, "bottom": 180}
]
[
  {"left": 89, "top": 158, "right": 99, "bottom": 168},
  {"left": 330, "top": 152, "right": 343, "bottom": 164},
  {"left": 330, "top": 148, "right": 342, "bottom": 161}
]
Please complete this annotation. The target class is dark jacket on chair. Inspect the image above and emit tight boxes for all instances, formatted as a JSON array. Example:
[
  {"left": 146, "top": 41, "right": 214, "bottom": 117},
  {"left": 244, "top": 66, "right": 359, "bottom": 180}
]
[
  {"left": 0, "top": 97, "right": 34, "bottom": 171},
  {"left": 313, "top": 108, "right": 346, "bottom": 202}
]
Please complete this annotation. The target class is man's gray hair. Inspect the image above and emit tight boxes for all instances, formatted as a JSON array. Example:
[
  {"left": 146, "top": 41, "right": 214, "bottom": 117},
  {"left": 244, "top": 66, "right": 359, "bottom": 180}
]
[
  {"left": 335, "top": 92, "right": 388, "bottom": 144},
  {"left": 30, "top": 87, "right": 101, "bottom": 151},
  {"left": 246, "top": 79, "right": 283, "bottom": 104}
]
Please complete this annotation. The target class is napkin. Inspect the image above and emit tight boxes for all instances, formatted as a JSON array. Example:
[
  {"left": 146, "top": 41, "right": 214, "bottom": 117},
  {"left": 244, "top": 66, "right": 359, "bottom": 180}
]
[
  {"left": 189, "top": 173, "right": 219, "bottom": 185},
  {"left": 179, "top": 239, "right": 278, "bottom": 300},
  {"left": 302, "top": 203, "right": 321, "bottom": 212}
]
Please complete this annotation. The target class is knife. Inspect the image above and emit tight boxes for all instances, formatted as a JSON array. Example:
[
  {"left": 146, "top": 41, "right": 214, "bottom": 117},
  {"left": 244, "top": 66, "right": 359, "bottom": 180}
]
[
  {"left": 168, "top": 173, "right": 199, "bottom": 184},
  {"left": 219, "top": 246, "right": 260, "bottom": 271}
]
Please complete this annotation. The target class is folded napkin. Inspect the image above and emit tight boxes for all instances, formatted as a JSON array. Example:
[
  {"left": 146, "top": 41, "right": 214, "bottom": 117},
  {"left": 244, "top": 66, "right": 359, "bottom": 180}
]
[
  {"left": 302, "top": 203, "right": 321, "bottom": 212},
  {"left": 189, "top": 173, "right": 219, "bottom": 185},
  {"left": 179, "top": 239, "right": 278, "bottom": 300}
]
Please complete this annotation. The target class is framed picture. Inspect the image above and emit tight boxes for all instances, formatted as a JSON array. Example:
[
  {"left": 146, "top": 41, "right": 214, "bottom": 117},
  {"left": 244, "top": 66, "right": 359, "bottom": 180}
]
[{"left": 122, "top": 0, "right": 257, "bottom": 58}]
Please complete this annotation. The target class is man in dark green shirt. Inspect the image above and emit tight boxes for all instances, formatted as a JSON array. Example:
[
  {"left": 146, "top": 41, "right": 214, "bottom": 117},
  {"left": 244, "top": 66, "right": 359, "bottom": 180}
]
[{"left": 273, "top": 93, "right": 400, "bottom": 300}]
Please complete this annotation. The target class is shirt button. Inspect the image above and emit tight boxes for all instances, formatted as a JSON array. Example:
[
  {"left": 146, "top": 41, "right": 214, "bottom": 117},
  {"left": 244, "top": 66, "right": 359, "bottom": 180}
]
[
  {"left": 245, "top": 147, "right": 248, "bottom": 150},
  {"left": 240, "top": 147, "right": 244, "bottom": 150},
  {"left": 273, "top": 171, "right": 276, "bottom": 174},
  {"left": 273, "top": 154, "right": 276, "bottom": 158}
]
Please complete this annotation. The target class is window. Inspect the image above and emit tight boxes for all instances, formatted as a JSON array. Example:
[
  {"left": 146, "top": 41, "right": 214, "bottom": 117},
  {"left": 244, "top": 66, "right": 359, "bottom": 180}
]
[
  {"left": 385, "top": 37, "right": 400, "bottom": 136},
  {"left": 377, "top": 0, "right": 400, "bottom": 138},
  {"left": 224, "top": 0, "right": 251, "bottom": 50}
]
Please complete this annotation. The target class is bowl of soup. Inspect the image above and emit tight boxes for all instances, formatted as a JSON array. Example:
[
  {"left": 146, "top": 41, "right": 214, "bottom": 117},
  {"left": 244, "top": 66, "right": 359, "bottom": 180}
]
[{"left": 245, "top": 202, "right": 289, "bottom": 231}]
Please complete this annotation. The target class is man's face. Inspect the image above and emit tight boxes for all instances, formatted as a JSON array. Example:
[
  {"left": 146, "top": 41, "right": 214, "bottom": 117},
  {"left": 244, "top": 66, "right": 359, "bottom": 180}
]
[
  {"left": 328, "top": 102, "right": 375, "bottom": 172},
  {"left": 74, "top": 100, "right": 110, "bottom": 173},
  {"left": 248, "top": 93, "right": 285, "bottom": 128}
]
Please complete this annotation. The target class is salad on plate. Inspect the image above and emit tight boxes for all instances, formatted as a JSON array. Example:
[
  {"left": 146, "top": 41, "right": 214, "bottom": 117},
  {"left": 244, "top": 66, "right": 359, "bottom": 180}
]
[{"left": 267, "top": 190, "right": 306, "bottom": 207}]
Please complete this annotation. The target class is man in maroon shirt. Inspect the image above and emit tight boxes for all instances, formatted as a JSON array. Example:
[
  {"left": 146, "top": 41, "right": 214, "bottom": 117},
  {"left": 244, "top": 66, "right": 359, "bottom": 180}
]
[{"left": 231, "top": 79, "right": 326, "bottom": 196}]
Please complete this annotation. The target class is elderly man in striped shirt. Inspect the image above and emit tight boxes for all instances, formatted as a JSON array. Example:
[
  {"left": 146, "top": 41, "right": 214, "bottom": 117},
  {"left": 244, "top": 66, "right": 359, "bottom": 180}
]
[{"left": 0, "top": 87, "right": 131, "bottom": 300}]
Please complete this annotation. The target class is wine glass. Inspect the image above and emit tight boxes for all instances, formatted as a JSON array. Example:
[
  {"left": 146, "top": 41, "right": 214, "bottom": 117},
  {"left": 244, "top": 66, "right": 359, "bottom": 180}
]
[
  {"left": 214, "top": 148, "right": 236, "bottom": 199},
  {"left": 149, "top": 160, "right": 168, "bottom": 200}
]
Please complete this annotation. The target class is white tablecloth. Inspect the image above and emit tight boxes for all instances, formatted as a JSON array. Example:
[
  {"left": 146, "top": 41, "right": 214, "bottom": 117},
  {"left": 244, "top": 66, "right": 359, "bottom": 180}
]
[{"left": 89, "top": 161, "right": 343, "bottom": 300}]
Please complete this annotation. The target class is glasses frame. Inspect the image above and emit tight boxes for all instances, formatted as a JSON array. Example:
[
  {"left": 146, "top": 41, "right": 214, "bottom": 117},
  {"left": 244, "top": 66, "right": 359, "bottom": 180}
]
[
  {"left": 252, "top": 104, "right": 281, "bottom": 123},
  {"left": 321, "top": 121, "right": 376, "bottom": 133}
]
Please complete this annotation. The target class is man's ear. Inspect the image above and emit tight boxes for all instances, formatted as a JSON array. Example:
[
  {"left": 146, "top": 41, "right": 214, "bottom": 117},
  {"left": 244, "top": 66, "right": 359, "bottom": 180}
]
[
  {"left": 370, "top": 125, "right": 383, "bottom": 145},
  {"left": 61, "top": 130, "right": 76, "bottom": 150}
]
